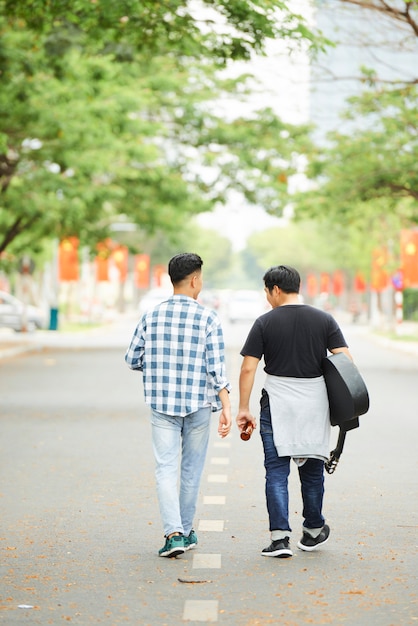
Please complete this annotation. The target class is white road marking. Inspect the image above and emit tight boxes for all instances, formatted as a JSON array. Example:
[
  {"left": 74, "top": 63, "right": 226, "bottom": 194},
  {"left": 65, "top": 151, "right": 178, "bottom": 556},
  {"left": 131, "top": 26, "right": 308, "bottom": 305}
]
[
  {"left": 213, "top": 441, "right": 230, "bottom": 448},
  {"left": 182, "top": 429, "right": 230, "bottom": 623},
  {"left": 198, "top": 519, "right": 224, "bottom": 532},
  {"left": 192, "top": 553, "right": 222, "bottom": 568},
  {"left": 203, "top": 495, "right": 226, "bottom": 505},
  {"left": 207, "top": 474, "right": 228, "bottom": 483},
  {"left": 183, "top": 600, "right": 219, "bottom": 622}
]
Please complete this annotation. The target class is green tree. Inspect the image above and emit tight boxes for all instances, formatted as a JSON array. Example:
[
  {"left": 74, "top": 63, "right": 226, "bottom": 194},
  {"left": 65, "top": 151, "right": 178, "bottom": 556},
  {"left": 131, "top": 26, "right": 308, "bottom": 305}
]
[
  {"left": 291, "top": 0, "right": 418, "bottom": 278},
  {"left": 122, "top": 221, "right": 234, "bottom": 288},
  {"left": 244, "top": 220, "right": 341, "bottom": 276},
  {"left": 0, "top": 0, "right": 325, "bottom": 264},
  {"left": 294, "top": 85, "right": 418, "bottom": 270}
]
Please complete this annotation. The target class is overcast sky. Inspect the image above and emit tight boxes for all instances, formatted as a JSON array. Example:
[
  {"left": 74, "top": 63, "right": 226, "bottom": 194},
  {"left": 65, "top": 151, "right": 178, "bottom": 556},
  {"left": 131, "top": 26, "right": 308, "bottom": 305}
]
[{"left": 196, "top": 0, "right": 312, "bottom": 250}]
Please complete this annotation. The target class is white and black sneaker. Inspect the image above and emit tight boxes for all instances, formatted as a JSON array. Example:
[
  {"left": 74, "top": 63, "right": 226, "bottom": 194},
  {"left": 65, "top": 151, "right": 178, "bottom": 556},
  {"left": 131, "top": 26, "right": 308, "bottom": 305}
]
[
  {"left": 297, "top": 524, "right": 330, "bottom": 552},
  {"left": 261, "top": 537, "right": 293, "bottom": 558}
]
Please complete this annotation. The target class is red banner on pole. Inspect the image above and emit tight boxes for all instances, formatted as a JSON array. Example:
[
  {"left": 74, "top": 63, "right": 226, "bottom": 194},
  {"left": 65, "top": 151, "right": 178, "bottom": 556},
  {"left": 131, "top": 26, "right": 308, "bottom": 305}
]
[
  {"left": 135, "top": 254, "right": 150, "bottom": 289},
  {"left": 306, "top": 273, "right": 318, "bottom": 299},
  {"left": 332, "top": 270, "right": 344, "bottom": 297},
  {"left": 371, "top": 248, "right": 389, "bottom": 292},
  {"left": 153, "top": 264, "right": 166, "bottom": 287},
  {"left": 95, "top": 240, "right": 112, "bottom": 282},
  {"left": 354, "top": 272, "right": 367, "bottom": 293},
  {"left": 401, "top": 229, "right": 418, "bottom": 288},
  {"left": 112, "top": 245, "right": 128, "bottom": 283},
  {"left": 59, "top": 237, "right": 79, "bottom": 282},
  {"left": 320, "top": 272, "right": 330, "bottom": 294}
]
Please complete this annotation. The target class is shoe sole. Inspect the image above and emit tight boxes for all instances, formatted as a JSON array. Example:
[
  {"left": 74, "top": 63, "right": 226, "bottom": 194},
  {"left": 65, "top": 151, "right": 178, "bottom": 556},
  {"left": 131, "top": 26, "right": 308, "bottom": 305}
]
[
  {"left": 297, "top": 535, "right": 330, "bottom": 552},
  {"left": 159, "top": 548, "right": 186, "bottom": 558},
  {"left": 185, "top": 543, "right": 197, "bottom": 551},
  {"left": 262, "top": 550, "right": 293, "bottom": 558}
]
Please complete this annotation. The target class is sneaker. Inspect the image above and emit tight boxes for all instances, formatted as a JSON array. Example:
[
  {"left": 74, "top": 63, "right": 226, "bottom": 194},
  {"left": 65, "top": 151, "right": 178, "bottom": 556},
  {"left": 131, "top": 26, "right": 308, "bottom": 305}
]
[
  {"left": 261, "top": 537, "right": 293, "bottom": 558},
  {"left": 297, "top": 524, "right": 330, "bottom": 552},
  {"left": 184, "top": 530, "right": 198, "bottom": 551},
  {"left": 158, "top": 534, "right": 186, "bottom": 558}
]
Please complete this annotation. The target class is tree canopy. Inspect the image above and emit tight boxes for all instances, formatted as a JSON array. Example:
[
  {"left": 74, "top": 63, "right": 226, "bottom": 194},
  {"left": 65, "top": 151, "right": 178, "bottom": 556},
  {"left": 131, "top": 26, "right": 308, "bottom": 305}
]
[
  {"left": 291, "top": 0, "right": 418, "bottom": 278},
  {"left": 0, "top": 0, "right": 324, "bottom": 264}
]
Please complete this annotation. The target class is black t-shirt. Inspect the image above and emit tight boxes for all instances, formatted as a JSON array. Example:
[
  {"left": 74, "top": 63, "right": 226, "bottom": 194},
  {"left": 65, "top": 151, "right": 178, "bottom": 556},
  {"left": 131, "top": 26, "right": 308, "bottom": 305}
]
[{"left": 240, "top": 304, "right": 348, "bottom": 378}]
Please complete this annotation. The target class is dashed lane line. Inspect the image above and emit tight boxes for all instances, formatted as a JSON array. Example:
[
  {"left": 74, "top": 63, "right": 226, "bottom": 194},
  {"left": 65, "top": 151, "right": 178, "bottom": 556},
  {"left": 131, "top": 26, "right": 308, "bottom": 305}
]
[
  {"left": 210, "top": 457, "right": 230, "bottom": 465},
  {"left": 181, "top": 433, "right": 230, "bottom": 622},
  {"left": 183, "top": 600, "right": 219, "bottom": 622},
  {"left": 203, "top": 495, "right": 226, "bottom": 504},
  {"left": 198, "top": 519, "right": 225, "bottom": 532},
  {"left": 207, "top": 473, "right": 228, "bottom": 483},
  {"left": 192, "top": 553, "right": 222, "bottom": 568},
  {"left": 213, "top": 440, "right": 231, "bottom": 448}
]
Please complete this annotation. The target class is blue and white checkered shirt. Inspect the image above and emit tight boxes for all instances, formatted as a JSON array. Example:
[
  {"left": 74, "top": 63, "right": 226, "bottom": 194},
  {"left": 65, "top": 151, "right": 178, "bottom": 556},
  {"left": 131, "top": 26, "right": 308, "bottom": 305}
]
[{"left": 125, "top": 295, "right": 231, "bottom": 416}]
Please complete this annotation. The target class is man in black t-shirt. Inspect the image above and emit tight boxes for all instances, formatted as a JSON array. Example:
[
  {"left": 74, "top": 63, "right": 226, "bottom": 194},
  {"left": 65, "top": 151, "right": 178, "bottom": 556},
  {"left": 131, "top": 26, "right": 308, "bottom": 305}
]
[{"left": 236, "top": 265, "right": 352, "bottom": 558}]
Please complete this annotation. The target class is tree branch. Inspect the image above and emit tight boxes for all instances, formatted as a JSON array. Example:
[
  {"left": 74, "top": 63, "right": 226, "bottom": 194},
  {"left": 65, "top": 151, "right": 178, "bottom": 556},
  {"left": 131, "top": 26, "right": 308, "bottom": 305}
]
[
  {"left": 339, "top": 0, "right": 418, "bottom": 37},
  {"left": 385, "top": 183, "right": 418, "bottom": 201},
  {"left": 0, "top": 213, "right": 41, "bottom": 254},
  {"left": 312, "top": 64, "right": 418, "bottom": 85},
  {"left": 0, "top": 153, "right": 18, "bottom": 193}
]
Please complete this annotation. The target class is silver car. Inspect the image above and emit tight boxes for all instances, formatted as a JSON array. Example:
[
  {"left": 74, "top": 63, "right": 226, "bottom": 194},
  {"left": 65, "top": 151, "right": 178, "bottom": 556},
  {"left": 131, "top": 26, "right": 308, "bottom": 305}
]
[
  {"left": 138, "top": 288, "right": 172, "bottom": 316},
  {"left": 227, "top": 289, "right": 268, "bottom": 323},
  {"left": 0, "top": 290, "right": 47, "bottom": 332}
]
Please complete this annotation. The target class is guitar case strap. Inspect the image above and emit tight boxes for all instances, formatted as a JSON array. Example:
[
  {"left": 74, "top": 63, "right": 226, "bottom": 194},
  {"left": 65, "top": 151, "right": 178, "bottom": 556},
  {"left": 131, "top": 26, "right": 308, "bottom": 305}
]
[
  {"left": 324, "top": 417, "right": 359, "bottom": 474},
  {"left": 322, "top": 353, "right": 369, "bottom": 474}
]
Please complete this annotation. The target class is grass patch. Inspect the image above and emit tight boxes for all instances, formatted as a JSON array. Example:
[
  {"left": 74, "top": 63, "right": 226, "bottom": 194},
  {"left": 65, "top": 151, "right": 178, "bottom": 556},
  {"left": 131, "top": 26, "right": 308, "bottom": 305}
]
[
  {"left": 58, "top": 321, "right": 102, "bottom": 333},
  {"left": 375, "top": 330, "right": 418, "bottom": 342}
]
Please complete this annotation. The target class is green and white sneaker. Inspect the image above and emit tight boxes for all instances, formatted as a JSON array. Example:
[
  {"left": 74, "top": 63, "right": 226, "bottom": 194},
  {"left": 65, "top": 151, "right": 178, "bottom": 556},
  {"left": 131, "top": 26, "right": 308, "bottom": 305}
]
[
  {"left": 184, "top": 530, "right": 198, "bottom": 550},
  {"left": 158, "top": 535, "right": 186, "bottom": 558}
]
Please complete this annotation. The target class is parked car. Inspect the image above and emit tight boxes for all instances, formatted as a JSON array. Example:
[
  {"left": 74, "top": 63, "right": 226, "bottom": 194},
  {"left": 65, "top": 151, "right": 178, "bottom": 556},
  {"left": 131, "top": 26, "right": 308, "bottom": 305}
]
[
  {"left": 0, "top": 290, "right": 47, "bottom": 332},
  {"left": 138, "top": 288, "right": 172, "bottom": 316},
  {"left": 198, "top": 289, "right": 221, "bottom": 310},
  {"left": 227, "top": 289, "right": 268, "bottom": 323}
]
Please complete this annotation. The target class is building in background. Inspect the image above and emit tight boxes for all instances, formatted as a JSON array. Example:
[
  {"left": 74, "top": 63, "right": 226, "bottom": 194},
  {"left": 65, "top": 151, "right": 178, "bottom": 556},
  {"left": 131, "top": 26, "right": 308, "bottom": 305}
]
[
  {"left": 310, "top": 0, "right": 417, "bottom": 139},
  {"left": 198, "top": 0, "right": 417, "bottom": 253}
]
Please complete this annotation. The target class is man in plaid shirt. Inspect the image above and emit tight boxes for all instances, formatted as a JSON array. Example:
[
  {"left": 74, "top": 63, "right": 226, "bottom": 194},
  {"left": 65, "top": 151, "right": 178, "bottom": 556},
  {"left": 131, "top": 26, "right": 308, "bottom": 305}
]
[{"left": 125, "top": 253, "right": 231, "bottom": 558}]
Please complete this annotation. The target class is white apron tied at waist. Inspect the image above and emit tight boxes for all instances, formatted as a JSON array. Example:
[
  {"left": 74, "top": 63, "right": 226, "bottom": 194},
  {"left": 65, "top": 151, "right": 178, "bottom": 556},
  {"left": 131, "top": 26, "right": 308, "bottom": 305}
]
[{"left": 264, "top": 374, "right": 330, "bottom": 463}]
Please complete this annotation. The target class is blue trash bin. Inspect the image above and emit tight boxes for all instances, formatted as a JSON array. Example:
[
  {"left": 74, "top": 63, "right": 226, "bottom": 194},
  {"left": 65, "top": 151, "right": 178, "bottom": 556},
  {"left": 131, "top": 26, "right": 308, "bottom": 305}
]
[{"left": 49, "top": 307, "right": 59, "bottom": 331}]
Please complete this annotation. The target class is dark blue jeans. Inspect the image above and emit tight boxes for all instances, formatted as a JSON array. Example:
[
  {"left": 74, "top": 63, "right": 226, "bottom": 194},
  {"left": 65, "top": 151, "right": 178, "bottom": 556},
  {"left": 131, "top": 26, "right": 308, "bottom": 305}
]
[{"left": 259, "top": 390, "right": 325, "bottom": 532}]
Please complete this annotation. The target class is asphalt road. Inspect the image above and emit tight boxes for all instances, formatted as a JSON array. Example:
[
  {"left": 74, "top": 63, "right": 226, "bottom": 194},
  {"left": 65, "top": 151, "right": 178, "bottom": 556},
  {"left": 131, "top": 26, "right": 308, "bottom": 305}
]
[{"left": 0, "top": 316, "right": 417, "bottom": 625}]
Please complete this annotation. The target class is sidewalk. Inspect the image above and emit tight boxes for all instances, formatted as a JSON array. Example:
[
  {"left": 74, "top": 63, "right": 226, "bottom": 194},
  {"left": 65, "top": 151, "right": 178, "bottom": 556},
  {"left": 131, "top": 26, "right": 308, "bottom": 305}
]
[
  {"left": 0, "top": 312, "right": 138, "bottom": 360},
  {"left": 0, "top": 333, "right": 35, "bottom": 360},
  {"left": 1, "top": 316, "right": 418, "bottom": 361},
  {"left": 366, "top": 320, "right": 418, "bottom": 357},
  {"left": 370, "top": 332, "right": 418, "bottom": 357}
]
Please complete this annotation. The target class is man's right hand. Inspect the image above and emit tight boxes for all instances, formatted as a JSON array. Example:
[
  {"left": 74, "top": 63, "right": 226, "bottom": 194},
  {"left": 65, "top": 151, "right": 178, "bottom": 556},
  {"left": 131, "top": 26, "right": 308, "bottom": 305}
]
[{"left": 236, "top": 410, "right": 257, "bottom": 435}]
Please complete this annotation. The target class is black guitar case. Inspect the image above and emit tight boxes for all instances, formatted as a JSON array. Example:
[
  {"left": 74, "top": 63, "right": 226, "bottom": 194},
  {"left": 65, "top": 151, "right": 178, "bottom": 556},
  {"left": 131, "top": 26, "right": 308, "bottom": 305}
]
[{"left": 322, "top": 352, "right": 370, "bottom": 473}]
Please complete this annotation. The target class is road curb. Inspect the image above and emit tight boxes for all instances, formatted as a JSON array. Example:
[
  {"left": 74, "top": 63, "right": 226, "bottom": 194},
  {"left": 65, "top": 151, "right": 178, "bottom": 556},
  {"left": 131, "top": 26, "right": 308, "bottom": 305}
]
[{"left": 0, "top": 344, "right": 40, "bottom": 360}]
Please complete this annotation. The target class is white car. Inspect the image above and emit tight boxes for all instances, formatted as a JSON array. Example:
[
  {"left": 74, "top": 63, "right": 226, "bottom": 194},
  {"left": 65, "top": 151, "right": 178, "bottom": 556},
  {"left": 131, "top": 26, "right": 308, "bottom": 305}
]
[
  {"left": 138, "top": 288, "right": 172, "bottom": 316},
  {"left": 0, "top": 290, "right": 47, "bottom": 332},
  {"left": 227, "top": 290, "right": 268, "bottom": 323}
]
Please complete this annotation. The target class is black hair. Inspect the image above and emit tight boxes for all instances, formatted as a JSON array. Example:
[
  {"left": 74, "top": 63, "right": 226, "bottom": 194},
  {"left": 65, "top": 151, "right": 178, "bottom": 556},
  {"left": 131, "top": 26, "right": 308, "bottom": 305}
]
[
  {"left": 168, "top": 253, "right": 203, "bottom": 285},
  {"left": 263, "top": 265, "right": 300, "bottom": 294}
]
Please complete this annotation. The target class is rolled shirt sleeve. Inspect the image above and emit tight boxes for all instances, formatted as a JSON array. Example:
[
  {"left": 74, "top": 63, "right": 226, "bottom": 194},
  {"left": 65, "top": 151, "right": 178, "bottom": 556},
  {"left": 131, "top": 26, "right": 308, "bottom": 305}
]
[
  {"left": 205, "top": 318, "right": 231, "bottom": 410},
  {"left": 125, "top": 319, "right": 145, "bottom": 371}
]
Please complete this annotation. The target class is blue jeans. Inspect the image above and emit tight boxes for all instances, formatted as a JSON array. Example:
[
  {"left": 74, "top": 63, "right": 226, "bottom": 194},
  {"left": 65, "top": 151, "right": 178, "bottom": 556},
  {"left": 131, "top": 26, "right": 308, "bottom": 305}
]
[
  {"left": 150, "top": 406, "right": 211, "bottom": 537},
  {"left": 259, "top": 391, "right": 325, "bottom": 532}
]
